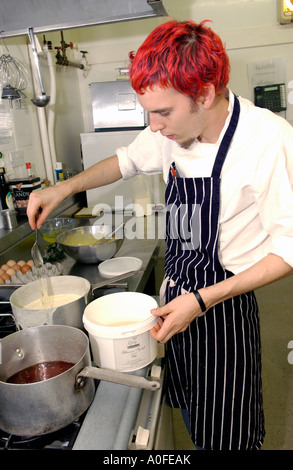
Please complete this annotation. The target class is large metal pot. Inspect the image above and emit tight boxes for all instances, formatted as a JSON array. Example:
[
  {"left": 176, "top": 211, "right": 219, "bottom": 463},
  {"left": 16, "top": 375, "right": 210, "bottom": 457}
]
[
  {"left": 0, "top": 325, "right": 160, "bottom": 436},
  {"left": 9, "top": 275, "right": 91, "bottom": 330}
]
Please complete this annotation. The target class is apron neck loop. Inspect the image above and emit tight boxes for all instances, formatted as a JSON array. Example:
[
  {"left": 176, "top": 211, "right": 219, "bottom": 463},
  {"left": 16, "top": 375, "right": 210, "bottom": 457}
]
[{"left": 211, "top": 94, "right": 240, "bottom": 179}]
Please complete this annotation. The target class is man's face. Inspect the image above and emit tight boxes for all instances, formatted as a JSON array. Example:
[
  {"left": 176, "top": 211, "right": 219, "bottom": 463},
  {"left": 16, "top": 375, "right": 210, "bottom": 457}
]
[{"left": 137, "top": 85, "right": 206, "bottom": 148}]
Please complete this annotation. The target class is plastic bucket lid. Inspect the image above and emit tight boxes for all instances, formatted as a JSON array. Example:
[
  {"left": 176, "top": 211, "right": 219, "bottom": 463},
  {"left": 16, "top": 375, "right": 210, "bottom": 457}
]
[{"left": 83, "top": 292, "right": 158, "bottom": 339}]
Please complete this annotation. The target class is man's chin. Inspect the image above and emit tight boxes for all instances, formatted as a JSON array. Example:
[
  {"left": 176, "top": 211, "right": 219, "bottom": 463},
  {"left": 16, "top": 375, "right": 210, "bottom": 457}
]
[{"left": 179, "top": 137, "right": 197, "bottom": 149}]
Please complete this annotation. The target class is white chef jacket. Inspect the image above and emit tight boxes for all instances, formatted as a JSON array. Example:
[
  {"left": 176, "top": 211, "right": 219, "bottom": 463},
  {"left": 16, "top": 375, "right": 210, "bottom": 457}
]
[{"left": 116, "top": 89, "right": 293, "bottom": 274}]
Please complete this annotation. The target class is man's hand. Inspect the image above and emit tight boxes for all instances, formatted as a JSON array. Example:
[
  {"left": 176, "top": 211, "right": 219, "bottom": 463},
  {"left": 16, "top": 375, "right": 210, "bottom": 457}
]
[
  {"left": 26, "top": 183, "right": 67, "bottom": 229},
  {"left": 150, "top": 292, "right": 203, "bottom": 343}
]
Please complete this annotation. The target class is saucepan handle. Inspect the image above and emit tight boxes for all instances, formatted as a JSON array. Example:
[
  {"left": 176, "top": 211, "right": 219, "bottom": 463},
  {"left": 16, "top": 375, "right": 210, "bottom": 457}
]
[
  {"left": 76, "top": 365, "right": 160, "bottom": 391},
  {"left": 91, "top": 270, "right": 143, "bottom": 293}
]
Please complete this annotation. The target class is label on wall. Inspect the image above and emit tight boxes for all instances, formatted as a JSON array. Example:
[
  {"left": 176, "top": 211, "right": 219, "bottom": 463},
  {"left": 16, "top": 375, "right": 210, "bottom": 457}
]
[{"left": 247, "top": 57, "right": 286, "bottom": 88}]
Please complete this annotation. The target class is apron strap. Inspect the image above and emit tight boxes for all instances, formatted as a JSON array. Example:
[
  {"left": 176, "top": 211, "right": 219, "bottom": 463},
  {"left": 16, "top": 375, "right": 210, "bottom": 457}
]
[{"left": 211, "top": 94, "right": 240, "bottom": 178}]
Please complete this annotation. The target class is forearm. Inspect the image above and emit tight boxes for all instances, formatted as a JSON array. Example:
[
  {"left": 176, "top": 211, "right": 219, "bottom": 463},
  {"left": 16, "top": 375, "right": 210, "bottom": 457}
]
[
  {"left": 200, "top": 253, "right": 293, "bottom": 310},
  {"left": 55, "top": 155, "right": 122, "bottom": 196},
  {"left": 27, "top": 155, "right": 122, "bottom": 228}
]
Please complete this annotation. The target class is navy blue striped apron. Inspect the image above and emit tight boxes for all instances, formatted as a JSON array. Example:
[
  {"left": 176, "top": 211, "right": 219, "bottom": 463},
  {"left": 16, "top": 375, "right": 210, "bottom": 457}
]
[{"left": 163, "top": 95, "right": 265, "bottom": 450}]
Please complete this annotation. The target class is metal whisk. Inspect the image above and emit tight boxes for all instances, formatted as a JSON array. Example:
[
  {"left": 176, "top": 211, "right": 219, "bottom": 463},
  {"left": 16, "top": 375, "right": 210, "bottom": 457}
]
[{"left": 0, "top": 31, "right": 29, "bottom": 107}]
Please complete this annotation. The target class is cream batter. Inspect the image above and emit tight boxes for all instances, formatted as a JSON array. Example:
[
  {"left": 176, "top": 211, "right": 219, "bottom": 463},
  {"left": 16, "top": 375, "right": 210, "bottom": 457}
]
[{"left": 25, "top": 293, "right": 80, "bottom": 309}]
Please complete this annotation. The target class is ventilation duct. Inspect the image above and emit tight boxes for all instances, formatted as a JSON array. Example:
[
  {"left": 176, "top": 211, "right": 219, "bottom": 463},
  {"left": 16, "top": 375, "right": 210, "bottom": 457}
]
[{"left": 0, "top": 0, "right": 168, "bottom": 38}]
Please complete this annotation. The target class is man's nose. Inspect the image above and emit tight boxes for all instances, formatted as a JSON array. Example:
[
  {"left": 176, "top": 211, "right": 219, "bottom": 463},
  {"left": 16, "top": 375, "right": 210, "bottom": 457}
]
[{"left": 149, "top": 114, "right": 165, "bottom": 133}]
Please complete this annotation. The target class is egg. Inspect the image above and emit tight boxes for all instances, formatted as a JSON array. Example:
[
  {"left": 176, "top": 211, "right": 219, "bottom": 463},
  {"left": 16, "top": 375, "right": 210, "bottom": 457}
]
[
  {"left": 6, "top": 260, "right": 16, "bottom": 267},
  {"left": 6, "top": 268, "right": 16, "bottom": 277},
  {"left": 1, "top": 273, "right": 10, "bottom": 281},
  {"left": 0, "top": 268, "right": 5, "bottom": 276},
  {"left": 11, "top": 264, "right": 21, "bottom": 271},
  {"left": 17, "top": 260, "right": 26, "bottom": 267},
  {"left": 27, "top": 259, "right": 34, "bottom": 267},
  {"left": 20, "top": 264, "right": 32, "bottom": 274},
  {"left": 0, "top": 277, "right": 4, "bottom": 284},
  {"left": 1, "top": 264, "right": 9, "bottom": 271}
]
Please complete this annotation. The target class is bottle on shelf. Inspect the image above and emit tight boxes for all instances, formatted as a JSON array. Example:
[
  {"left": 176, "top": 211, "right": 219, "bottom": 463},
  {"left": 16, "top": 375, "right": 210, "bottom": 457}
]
[
  {"left": 54, "top": 162, "right": 64, "bottom": 182},
  {"left": 25, "top": 162, "right": 33, "bottom": 178}
]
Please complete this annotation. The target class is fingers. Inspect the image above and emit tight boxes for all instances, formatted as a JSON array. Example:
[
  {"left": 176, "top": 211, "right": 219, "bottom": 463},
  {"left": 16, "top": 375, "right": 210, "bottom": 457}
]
[
  {"left": 151, "top": 305, "right": 169, "bottom": 317},
  {"left": 27, "top": 196, "right": 46, "bottom": 229},
  {"left": 27, "top": 187, "right": 58, "bottom": 229},
  {"left": 150, "top": 319, "right": 178, "bottom": 344},
  {"left": 151, "top": 317, "right": 163, "bottom": 333},
  {"left": 35, "top": 206, "right": 52, "bottom": 229},
  {"left": 26, "top": 194, "right": 41, "bottom": 229},
  {"left": 150, "top": 293, "right": 201, "bottom": 344}
]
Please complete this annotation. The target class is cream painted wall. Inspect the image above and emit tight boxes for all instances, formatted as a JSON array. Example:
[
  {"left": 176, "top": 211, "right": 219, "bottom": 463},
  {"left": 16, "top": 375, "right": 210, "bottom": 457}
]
[{"left": 1, "top": 0, "right": 293, "bottom": 181}]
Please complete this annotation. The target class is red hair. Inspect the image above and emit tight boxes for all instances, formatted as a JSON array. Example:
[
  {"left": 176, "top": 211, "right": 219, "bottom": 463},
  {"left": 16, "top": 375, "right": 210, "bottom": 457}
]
[{"left": 129, "top": 20, "right": 230, "bottom": 100}]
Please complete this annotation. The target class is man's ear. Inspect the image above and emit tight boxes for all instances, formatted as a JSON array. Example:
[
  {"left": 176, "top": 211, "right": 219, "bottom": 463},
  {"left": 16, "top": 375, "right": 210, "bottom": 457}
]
[{"left": 201, "top": 84, "right": 216, "bottom": 108}]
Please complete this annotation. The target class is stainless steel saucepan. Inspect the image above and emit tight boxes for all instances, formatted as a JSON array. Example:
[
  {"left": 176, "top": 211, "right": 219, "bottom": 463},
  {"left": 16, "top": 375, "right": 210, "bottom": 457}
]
[{"left": 9, "top": 275, "right": 91, "bottom": 330}]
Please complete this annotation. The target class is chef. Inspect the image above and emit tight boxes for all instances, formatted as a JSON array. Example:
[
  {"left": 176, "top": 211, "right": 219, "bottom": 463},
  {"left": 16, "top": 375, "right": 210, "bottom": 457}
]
[{"left": 27, "top": 20, "right": 293, "bottom": 450}]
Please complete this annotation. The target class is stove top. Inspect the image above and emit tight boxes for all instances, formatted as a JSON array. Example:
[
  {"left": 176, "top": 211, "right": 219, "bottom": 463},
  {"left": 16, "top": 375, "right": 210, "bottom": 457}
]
[
  {"left": 0, "top": 298, "right": 17, "bottom": 338},
  {"left": 0, "top": 415, "right": 85, "bottom": 450}
]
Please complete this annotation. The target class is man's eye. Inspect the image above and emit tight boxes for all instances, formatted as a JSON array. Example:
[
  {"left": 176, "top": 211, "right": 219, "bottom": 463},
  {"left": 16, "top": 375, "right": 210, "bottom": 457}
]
[{"left": 160, "top": 112, "right": 170, "bottom": 117}]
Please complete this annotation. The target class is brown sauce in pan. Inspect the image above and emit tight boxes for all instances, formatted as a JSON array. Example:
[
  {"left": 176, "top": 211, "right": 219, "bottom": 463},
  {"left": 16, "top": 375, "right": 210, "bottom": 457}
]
[{"left": 6, "top": 361, "right": 75, "bottom": 384}]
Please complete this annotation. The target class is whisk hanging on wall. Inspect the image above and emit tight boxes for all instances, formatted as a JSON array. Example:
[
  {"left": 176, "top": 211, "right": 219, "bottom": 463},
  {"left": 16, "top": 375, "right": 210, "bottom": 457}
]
[{"left": 0, "top": 31, "right": 30, "bottom": 107}]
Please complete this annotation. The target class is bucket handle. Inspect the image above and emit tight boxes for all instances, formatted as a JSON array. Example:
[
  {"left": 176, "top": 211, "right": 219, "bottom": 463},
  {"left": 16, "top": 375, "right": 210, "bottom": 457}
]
[{"left": 75, "top": 366, "right": 160, "bottom": 391}]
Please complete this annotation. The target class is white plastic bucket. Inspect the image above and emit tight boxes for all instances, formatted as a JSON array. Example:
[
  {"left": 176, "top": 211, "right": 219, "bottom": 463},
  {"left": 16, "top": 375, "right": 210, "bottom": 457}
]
[{"left": 83, "top": 292, "right": 158, "bottom": 372}]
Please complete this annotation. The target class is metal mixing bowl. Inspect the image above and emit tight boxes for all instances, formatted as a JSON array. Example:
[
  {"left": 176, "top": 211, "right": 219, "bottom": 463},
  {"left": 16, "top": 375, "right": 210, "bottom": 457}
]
[{"left": 56, "top": 225, "right": 124, "bottom": 264}]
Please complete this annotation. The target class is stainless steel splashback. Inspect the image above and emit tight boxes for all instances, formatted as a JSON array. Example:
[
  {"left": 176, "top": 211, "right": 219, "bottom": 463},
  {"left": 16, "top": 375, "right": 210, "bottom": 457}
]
[{"left": 90, "top": 81, "right": 148, "bottom": 131}]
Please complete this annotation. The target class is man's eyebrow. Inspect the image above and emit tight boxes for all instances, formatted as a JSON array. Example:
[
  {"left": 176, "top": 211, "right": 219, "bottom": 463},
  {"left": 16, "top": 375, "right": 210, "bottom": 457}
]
[{"left": 150, "top": 107, "right": 172, "bottom": 114}]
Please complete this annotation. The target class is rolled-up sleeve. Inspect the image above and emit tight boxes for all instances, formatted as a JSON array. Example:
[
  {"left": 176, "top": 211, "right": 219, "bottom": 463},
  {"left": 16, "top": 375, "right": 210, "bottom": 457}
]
[
  {"left": 254, "top": 129, "right": 293, "bottom": 268},
  {"left": 116, "top": 127, "right": 164, "bottom": 179},
  {"left": 271, "top": 236, "right": 293, "bottom": 267}
]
